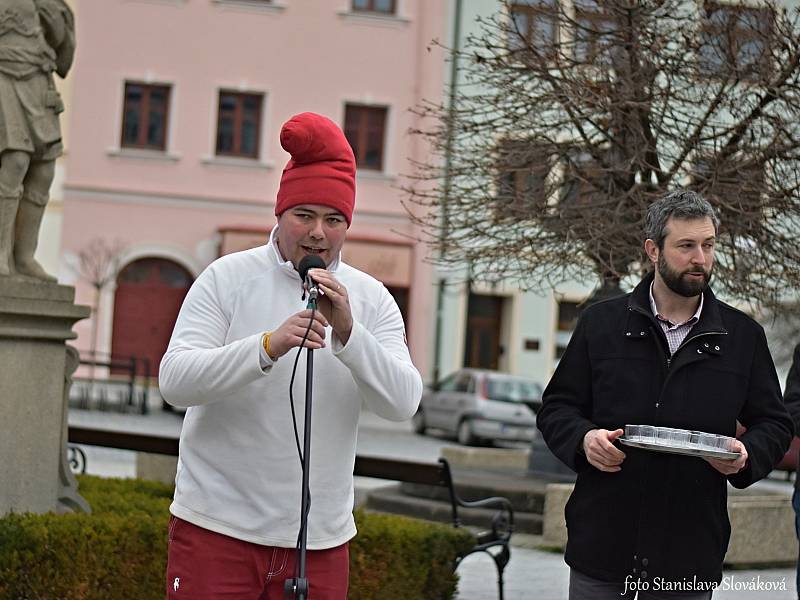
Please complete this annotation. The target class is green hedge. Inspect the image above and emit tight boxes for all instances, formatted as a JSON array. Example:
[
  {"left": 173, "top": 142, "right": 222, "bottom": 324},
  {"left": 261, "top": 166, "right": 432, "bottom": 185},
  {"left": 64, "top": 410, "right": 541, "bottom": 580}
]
[
  {"left": 348, "top": 510, "right": 474, "bottom": 599},
  {"left": 0, "top": 476, "right": 474, "bottom": 599}
]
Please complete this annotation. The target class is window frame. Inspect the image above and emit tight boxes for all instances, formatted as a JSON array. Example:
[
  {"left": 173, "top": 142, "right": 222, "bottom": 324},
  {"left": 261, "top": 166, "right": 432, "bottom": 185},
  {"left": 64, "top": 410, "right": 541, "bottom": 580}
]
[
  {"left": 344, "top": 103, "right": 388, "bottom": 171},
  {"left": 120, "top": 82, "right": 171, "bottom": 151},
  {"left": 559, "top": 148, "right": 606, "bottom": 209},
  {"left": 691, "top": 153, "right": 766, "bottom": 234},
  {"left": 494, "top": 138, "right": 552, "bottom": 217},
  {"left": 572, "top": 0, "right": 617, "bottom": 65},
  {"left": 508, "top": 1, "right": 559, "bottom": 58},
  {"left": 215, "top": 90, "right": 264, "bottom": 160},
  {"left": 697, "top": 1, "right": 773, "bottom": 80},
  {"left": 555, "top": 299, "right": 582, "bottom": 361},
  {"left": 351, "top": 0, "right": 396, "bottom": 15}
]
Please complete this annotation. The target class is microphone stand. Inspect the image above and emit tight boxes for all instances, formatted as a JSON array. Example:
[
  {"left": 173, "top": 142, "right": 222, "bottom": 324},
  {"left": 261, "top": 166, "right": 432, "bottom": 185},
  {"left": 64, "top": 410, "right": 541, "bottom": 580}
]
[{"left": 285, "top": 286, "right": 318, "bottom": 600}]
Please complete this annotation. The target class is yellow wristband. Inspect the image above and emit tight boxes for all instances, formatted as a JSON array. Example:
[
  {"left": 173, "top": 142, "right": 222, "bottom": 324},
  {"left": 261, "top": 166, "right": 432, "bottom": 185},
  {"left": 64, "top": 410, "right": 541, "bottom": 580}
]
[{"left": 262, "top": 331, "right": 276, "bottom": 360}]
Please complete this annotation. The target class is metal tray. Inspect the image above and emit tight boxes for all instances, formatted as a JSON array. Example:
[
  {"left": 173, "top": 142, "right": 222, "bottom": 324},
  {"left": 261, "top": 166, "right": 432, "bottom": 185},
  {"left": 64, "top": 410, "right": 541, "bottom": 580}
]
[{"left": 619, "top": 438, "right": 741, "bottom": 460}]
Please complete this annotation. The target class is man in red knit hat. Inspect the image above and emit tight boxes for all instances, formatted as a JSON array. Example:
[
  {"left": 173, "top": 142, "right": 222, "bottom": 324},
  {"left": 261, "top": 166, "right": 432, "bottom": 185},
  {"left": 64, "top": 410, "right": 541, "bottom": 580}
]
[{"left": 160, "top": 112, "right": 422, "bottom": 599}]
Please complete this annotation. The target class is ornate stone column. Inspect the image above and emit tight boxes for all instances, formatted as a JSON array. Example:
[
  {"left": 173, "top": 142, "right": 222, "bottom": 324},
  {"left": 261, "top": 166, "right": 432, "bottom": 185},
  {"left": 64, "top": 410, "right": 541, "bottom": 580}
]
[{"left": 0, "top": 279, "right": 90, "bottom": 515}]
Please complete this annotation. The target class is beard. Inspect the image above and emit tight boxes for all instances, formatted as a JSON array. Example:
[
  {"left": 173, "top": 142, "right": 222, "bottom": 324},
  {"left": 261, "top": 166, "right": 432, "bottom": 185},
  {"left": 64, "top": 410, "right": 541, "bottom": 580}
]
[{"left": 658, "top": 254, "right": 712, "bottom": 298}]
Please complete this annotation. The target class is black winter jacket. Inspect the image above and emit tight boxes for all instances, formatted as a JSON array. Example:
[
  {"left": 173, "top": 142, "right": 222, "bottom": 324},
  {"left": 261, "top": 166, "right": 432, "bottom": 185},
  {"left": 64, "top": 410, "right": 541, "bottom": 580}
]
[{"left": 536, "top": 272, "right": 794, "bottom": 586}]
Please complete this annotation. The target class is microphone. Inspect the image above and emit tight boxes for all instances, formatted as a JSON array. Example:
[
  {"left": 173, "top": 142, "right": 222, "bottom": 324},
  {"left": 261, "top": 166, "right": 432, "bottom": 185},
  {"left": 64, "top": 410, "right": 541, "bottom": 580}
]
[{"left": 297, "top": 255, "right": 326, "bottom": 307}]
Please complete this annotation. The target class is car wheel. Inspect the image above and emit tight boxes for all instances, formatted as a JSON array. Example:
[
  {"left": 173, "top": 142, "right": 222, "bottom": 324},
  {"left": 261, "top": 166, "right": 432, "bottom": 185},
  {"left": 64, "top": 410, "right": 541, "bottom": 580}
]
[
  {"left": 457, "top": 419, "right": 477, "bottom": 446},
  {"left": 412, "top": 409, "right": 427, "bottom": 435}
]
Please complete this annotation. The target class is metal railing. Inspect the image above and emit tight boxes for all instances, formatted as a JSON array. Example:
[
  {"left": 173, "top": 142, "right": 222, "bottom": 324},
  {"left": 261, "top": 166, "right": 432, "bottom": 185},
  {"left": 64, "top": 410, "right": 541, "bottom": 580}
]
[
  {"left": 70, "top": 353, "right": 151, "bottom": 414},
  {"left": 66, "top": 426, "right": 437, "bottom": 481},
  {"left": 68, "top": 426, "right": 177, "bottom": 456}
]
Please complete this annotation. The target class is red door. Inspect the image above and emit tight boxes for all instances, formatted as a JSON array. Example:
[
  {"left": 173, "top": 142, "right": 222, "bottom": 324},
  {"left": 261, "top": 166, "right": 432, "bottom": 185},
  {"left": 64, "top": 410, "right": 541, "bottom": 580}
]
[{"left": 111, "top": 258, "right": 193, "bottom": 377}]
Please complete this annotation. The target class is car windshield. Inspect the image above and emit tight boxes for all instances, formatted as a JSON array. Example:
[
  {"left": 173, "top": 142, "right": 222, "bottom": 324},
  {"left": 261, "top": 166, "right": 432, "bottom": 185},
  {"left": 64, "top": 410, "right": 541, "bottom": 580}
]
[{"left": 486, "top": 377, "right": 542, "bottom": 403}]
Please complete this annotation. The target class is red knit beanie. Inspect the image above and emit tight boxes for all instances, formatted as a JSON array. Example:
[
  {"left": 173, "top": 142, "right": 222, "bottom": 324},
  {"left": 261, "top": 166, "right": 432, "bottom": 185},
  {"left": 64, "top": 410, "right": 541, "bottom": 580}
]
[{"left": 275, "top": 112, "right": 356, "bottom": 226}]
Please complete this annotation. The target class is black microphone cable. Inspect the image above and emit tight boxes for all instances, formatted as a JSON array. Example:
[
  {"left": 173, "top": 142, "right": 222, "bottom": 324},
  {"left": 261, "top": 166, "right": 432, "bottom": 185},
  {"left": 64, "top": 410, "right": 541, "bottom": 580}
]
[
  {"left": 287, "top": 254, "right": 326, "bottom": 587},
  {"left": 287, "top": 302, "right": 315, "bottom": 584},
  {"left": 288, "top": 306, "right": 315, "bottom": 466}
]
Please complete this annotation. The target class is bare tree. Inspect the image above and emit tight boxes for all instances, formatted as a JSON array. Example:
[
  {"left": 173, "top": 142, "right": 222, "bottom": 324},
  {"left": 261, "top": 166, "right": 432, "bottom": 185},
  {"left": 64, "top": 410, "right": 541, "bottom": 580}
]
[
  {"left": 764, "top": 306, "right": 800, "bottom": 372},
  {"left": 406, "top": 0, "right": 800, "bottom": 310},
  {"left": 73, "top": 238, "right": 126, "bottom": 378}
]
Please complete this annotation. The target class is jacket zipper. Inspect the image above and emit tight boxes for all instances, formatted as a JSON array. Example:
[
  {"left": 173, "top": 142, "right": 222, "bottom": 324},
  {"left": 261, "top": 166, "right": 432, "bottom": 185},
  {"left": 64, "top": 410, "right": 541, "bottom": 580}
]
[
  {"left": 659, "top": 330, "right": 728, "bottom": 417},
  {"left": 667, "top": 330, "right": 728, "bottom": 370},
  {"left": 672, "top": 330, "right": 729, "bottom": 363},
  {"left": 630, "top": 306, "right": 727, "bottom": 369}
]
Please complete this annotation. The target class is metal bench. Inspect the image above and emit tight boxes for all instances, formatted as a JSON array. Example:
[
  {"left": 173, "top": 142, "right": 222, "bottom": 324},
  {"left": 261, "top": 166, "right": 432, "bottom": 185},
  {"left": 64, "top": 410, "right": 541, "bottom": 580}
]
[{"left": 354, "top": 455, "right": 514, "bottom": 600}]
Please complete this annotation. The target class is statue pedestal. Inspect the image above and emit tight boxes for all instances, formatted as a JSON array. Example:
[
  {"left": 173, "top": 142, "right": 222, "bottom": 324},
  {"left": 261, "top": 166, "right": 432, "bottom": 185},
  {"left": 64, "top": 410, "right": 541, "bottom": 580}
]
[{"left": 0, "top": 278, "right": 90, "bottom": 515}]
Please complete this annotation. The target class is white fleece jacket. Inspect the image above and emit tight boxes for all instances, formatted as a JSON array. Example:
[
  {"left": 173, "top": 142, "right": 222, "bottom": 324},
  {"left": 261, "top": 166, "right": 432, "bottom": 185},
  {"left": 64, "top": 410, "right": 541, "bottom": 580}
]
[{"left": 159, "top": 229, "right": 423, "bottom": 549}]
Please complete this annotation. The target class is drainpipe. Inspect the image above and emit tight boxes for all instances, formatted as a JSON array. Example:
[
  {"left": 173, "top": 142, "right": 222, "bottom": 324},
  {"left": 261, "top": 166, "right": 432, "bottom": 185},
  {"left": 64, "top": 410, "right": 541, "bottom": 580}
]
[{"left": 432, "top": 0, "right": 463, "bottom": 386}]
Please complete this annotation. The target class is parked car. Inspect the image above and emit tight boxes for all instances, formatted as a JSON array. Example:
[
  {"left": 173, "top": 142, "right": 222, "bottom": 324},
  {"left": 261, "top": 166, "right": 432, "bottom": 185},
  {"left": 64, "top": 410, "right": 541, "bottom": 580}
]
[{"left": 412, "top": 369, "right": 543, "bottom": 446}]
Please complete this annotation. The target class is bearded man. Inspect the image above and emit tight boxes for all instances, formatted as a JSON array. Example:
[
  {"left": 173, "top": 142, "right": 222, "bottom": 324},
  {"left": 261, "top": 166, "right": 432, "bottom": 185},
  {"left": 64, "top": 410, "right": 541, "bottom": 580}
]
[{"left": 536, "top": 189, "right": 793, "bottom": 599}]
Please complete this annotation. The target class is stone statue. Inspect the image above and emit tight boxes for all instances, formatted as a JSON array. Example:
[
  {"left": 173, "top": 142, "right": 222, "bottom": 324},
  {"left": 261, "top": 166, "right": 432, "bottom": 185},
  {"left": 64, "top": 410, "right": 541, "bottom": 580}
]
[{"left": 0, "top": 0, "right": 75, "bottom": 282}]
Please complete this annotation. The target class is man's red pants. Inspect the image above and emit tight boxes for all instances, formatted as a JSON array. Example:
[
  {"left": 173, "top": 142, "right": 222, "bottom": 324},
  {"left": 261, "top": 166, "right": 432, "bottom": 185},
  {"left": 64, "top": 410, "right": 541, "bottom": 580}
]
[{"left": 165, "top": 516, "right": 349, "bottom": 599}]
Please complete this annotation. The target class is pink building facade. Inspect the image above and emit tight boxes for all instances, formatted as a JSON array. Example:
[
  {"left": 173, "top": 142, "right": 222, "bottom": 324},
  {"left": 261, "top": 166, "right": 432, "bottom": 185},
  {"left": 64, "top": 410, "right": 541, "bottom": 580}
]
[{"left": 59, "top": 0, "right": 450, "bottom": 380}]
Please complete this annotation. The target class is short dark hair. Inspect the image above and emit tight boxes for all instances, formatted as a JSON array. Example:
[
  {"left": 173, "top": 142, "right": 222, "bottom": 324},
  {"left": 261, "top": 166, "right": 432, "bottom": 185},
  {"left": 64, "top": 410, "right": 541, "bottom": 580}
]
[{"left": 645, "top": 190, "right": 719, "bottom": 249}]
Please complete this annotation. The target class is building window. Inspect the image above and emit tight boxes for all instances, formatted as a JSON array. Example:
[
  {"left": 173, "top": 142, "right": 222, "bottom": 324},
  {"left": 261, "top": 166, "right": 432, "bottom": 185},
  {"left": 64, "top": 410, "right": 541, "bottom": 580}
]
[
  {"left": 508, "top": 0, "right": 559, "bottom": 57},
  {"left": 215, "top": 91, "right": 263, "bottom": 159},
  {"left": 352, "top": 0, "right": 395, "bottom": 14},
  {"left": 344, "top": 104, "right": 387, "bottom": 171},
  {"left": 573, "top": 0, "right": 616, "bottom": 65},
  {"left": 691, "top": 154, "right": 765, "bottom": 235},
  {"left": 560, "top": 149, "right": 605, "bottom": 209},
  {"left": 555, "top": 300, "right": 580, "bottom": 361},
  {"left": 495, "top": 139, "right": 551, "bottom": 218},
  {"left": 698, "top": 2, "right": 772, "bottom": 79},
  {"left": 121, "top": 82, "right": 170, "bottom": 151}
]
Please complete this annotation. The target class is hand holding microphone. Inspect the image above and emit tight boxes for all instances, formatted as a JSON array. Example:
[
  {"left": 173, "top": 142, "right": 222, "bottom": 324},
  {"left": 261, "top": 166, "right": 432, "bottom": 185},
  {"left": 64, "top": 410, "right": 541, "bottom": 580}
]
[
  {"left": 267, "top": 309, "right": 328, "bottom": 359},
  {"left": 267, "top": 257, "right": 353, "bottom": 358},
  {"left": 298, "top": 255, "right": 326, "bottom": 306},
  {"left": 298, "top": 255, "right": 353, "bottom": 346}
]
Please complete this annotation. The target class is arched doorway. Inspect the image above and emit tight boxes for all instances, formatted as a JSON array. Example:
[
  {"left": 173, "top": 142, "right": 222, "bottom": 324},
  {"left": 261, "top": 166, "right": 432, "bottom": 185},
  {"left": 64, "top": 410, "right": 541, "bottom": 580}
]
[{"left": 111, "top": 257, "right": 193, "bottom": 377}]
